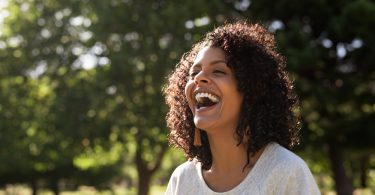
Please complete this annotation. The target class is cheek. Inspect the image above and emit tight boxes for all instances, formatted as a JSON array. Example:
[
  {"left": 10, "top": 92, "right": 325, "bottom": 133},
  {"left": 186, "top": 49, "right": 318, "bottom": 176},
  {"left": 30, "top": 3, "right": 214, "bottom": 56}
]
[
  {"left": 184, "top": 81, "right": 192, "bottom": 98},
  {"left": 184, "top": 80, "right": 195, "bottom": 110},
  {"left": 225, "top": 81, "right": 244, "bottom": 106},
  {"left": 234, "top": 93, "right": 244, "bottom": 114}
]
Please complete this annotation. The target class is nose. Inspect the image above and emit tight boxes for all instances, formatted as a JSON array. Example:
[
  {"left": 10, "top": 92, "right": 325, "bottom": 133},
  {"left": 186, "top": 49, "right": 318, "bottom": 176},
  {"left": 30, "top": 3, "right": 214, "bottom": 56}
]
[{"left": 194, "top": 71, "right": 209, "bottom": 84}]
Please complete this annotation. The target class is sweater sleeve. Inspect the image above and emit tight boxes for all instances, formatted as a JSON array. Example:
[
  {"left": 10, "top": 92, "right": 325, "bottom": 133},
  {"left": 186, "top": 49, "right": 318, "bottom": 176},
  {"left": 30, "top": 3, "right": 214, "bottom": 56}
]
[
  {"left": 164, "top": 161, "right": 194, "bottom": 195},
  {"left": 164, "top": 167, "right": 179, "bottom": 195},
  {"left": 282, "top": 161, "right": 321, "bottom": 195}
]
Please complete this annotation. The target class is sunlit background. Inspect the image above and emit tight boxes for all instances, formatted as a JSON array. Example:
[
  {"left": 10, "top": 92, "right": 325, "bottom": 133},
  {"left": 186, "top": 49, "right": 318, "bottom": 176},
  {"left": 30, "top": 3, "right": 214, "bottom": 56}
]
[{"left": 0, "top": 0, "right": 374, "bottom": 195}]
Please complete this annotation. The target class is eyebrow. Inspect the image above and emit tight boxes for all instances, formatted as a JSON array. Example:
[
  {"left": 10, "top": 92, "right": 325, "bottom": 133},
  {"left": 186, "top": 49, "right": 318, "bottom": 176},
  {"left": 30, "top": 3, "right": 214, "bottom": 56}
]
[{"left": 191, "top": 60, "right": 227, "bottom": 68}]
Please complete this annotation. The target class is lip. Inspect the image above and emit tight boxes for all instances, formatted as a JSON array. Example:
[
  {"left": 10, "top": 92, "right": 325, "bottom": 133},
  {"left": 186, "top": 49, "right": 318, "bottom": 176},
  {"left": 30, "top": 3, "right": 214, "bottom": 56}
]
[
  {"left": 195, "top": 102, "right": 219, "bottom": 113},
  {"left": 191, "top": 87, "right": 220, "bottom": 105},
  {"left": 192, "top": 86, "right": 221, "bottom": 113}
]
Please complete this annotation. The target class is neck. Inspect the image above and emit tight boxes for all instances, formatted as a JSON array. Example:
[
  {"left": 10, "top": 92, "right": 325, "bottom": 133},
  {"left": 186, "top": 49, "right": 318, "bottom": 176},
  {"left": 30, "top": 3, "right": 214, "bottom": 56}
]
[
  {"left": 205, "top": 127, "right": 249, "bottom": 174},
  {"left": 204, "top": 123, "right": 266, "bottom": 172},
  {"left": 201, "top": 126, "right": 266, "bottom": 192}
]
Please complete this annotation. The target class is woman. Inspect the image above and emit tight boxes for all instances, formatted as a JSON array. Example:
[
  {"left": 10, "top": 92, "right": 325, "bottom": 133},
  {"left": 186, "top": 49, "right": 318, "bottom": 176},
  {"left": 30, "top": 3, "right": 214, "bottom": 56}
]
[{"left": 164, "top": 21, "right": 320, "bottom": 195}]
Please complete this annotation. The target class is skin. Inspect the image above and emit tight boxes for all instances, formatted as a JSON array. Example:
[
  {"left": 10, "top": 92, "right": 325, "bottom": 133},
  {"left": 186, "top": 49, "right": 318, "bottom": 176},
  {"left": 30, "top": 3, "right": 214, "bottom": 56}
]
[
  {"left": 184, "top": 46, "right": 265, "bottom": 192},
  {"left": 185, "top": 46, "right": 243, "bottom": 133}
]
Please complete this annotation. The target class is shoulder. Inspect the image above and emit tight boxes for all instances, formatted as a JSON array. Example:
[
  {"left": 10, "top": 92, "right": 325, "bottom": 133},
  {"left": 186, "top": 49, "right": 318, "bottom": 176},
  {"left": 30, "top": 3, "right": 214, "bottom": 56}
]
[
  {"left": 250, "top": 143, "right": 310, "bottom": 184},
  {"left": 165, "top": 160, "right": 201, "bottom": 195},
  {"left": 260, "top": 143, "right": 320, "bottom": 194},
  {"left": 169, "top": 160, "right": 198, "bottom": 179},
  {"left": 270, "top": 143, "right": 307, "bottom": 167},
  {"left": 259, "top": 142, "right": 308, "bottom": 172}
]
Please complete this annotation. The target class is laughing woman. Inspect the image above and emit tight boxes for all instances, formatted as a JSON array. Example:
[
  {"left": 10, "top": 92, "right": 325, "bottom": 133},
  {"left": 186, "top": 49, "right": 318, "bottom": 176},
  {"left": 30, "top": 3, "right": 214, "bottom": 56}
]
[{"left": 164, "top": 22, "right": 320, "bottom": 195}]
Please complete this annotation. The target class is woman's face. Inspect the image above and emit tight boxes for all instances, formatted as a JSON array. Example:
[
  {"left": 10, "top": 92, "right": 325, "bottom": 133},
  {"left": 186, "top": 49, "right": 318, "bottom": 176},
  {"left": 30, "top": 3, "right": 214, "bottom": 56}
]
[{"left": 185, "top": 46, "right": 244, "bottom": 133}]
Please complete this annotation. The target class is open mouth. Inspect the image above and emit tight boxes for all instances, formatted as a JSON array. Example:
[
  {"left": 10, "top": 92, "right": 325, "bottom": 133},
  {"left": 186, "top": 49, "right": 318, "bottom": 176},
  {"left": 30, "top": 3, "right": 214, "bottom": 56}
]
[{"left": 195, "top": 92, "right": 220, "bottom": 109}]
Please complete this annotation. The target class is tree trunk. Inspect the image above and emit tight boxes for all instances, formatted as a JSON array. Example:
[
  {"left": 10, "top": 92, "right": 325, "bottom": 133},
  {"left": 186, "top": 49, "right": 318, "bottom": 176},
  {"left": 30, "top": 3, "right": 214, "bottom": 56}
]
[
  {"left": 31, "top": 180, "right": 38, "bottom": 195},
  {"left": 137, "top": 168, "right": 152, "bottom": 195},
  {"left": 359, "top": 154, "right": 369, "bottom": 188},
  {"left": 135, "top": 144, "right": 168, "bottom": 195},
  {"left": 327, "top": 141, "right": 353, "bottom": 195},
  {"left": 51, "top": 179, "right": 59, "bottom": 195}
]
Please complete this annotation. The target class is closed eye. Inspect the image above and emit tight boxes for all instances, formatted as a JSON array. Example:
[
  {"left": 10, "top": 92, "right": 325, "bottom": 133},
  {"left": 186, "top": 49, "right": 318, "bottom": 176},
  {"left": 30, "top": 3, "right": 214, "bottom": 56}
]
[
  {"left": 213, "top": 70, "right": 226, "bottom": 75},
  {"left": 189, "top": 71, "right": 199, "bottom": 78}
]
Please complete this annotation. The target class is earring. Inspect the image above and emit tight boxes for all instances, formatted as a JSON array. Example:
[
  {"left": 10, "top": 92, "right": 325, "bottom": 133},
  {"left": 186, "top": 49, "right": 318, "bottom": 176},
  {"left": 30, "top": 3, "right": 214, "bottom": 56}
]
[{"left": 194, "top": 128, "right": 202, "bottom": 147}]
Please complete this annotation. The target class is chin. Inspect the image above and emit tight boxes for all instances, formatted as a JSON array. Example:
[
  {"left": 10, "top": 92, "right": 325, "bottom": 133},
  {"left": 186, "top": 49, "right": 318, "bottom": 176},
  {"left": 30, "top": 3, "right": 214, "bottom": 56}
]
[{"left": 194, "top": 119, "right": 216, "bottom": 131}]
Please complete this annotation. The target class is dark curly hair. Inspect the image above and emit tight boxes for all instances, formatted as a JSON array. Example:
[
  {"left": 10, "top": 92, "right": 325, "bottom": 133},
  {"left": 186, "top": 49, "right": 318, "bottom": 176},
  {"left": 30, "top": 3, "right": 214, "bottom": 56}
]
[{"left": 164, "top": 21, "right": 300, "bottom": 169}]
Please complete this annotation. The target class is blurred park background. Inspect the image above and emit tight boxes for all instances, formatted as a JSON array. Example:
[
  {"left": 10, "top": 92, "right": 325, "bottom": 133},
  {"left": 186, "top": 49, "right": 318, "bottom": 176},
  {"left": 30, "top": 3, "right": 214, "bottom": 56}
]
[{"left": 0, "top": 0, "right": 374, "bottom": 195}]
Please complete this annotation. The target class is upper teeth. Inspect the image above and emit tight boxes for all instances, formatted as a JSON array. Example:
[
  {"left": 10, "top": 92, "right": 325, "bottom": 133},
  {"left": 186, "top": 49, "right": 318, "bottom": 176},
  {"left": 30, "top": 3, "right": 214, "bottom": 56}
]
[{"left": 195, "top": 92, "right": 219, "bottom": 103}]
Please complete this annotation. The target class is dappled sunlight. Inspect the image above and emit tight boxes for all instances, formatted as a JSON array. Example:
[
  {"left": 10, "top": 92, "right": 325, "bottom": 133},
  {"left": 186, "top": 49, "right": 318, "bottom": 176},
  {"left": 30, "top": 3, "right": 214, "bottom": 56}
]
[{"left": 0, "top": 0, "right": 374, "bottom": 194}]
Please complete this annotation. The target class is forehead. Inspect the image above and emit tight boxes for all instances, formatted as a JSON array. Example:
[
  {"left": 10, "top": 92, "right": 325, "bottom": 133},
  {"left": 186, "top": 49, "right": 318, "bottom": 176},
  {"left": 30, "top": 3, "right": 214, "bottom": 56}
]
[{"left": 192, "top": 46, "right": 226, "bottom": 66}]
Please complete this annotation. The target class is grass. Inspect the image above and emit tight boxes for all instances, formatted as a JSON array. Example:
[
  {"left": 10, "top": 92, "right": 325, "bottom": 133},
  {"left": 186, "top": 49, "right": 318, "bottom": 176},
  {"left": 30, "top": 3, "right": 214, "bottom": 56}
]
[
  {"left": 1, "top": 184, "right": 374, "bottom": 195},
  {"left": 0, "top": 185, "right": 166, "bottom": 195}
]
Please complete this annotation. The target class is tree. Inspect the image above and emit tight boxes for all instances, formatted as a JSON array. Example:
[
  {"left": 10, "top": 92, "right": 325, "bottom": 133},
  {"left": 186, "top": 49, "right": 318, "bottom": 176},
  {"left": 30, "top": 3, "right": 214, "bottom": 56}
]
[
  {"left": 243, "top": 0, "right": 375, "bottom": 194},
  {"left": 2, "top": 0, "right": 373, "bottom": 194},
  {"left": 0, "top": 0, "right": 233, "bottom": 194},
  {"left": 0, "top": 0, "right": 125, "bottom": 194},
  {"left": 86, "top": 1, "right": 232, "bottom": 194}
]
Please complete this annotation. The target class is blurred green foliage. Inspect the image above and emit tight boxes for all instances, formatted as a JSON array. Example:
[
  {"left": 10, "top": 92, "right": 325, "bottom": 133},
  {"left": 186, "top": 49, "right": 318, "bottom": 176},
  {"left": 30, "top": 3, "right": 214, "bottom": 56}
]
[{"left": 0, "top": 0, "right": 374, "bottom": 195}]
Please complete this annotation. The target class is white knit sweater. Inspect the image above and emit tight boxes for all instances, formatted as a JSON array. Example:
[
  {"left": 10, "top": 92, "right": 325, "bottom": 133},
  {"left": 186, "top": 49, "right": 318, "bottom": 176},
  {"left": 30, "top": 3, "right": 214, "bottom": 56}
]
[{"left": 165, "top": 142, "right": 320, "bottom": 195}]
